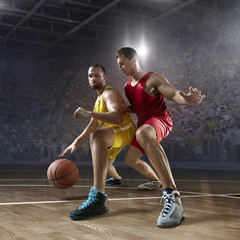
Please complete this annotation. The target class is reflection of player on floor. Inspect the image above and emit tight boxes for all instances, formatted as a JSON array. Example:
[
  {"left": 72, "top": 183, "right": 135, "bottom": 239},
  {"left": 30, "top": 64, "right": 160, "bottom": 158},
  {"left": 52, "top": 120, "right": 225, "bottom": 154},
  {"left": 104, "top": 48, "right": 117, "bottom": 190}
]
[
  {"left": 116, "top": 47, "right": 206, "bottom": 228},
  {"left": 59, "top": 64, "right": 158, "bottom": 220}
]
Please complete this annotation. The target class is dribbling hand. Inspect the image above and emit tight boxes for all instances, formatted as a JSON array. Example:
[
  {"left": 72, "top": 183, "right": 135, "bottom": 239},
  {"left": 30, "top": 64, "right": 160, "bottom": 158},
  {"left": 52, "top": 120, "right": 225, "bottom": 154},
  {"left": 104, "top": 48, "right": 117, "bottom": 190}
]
[{"left": 59, "top": 144, "right": 77, "bottom": 157}]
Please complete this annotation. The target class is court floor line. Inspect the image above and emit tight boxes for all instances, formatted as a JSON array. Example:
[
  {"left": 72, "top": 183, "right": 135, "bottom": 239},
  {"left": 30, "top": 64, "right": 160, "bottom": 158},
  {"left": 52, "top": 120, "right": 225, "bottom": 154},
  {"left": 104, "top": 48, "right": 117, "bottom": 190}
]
[
  {"left": 0, "top": 183, "right": 239, "bottom": 195},
  {"left": 0, "top": 184, "right": 138, "bottom": 190},
  {"left": 0, "top": 178, "right": 240, "bottom": 183},
  {"left": 0, "top": 184, "right": 239, "bottom": 194},
  {"left": 0, "top": 192, "right": 239, "bottom": 206}
]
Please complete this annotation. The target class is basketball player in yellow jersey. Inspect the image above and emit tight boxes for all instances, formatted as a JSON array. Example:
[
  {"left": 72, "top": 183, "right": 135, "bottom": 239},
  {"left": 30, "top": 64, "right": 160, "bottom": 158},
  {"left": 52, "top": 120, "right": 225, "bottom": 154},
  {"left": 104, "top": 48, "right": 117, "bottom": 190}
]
[{"left": 59, "top": 64, "right": 136, "bottom": 220}]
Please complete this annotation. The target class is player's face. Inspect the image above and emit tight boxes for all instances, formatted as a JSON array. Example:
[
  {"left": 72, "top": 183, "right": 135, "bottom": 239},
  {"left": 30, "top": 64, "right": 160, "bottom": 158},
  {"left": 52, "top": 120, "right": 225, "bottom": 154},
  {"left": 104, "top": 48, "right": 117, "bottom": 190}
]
[
  {"left": 117, "top": 54, "right": 135, "bottom": 76},
  {"left": 88, "top": 67, "right": 106, "bottom": 90}
]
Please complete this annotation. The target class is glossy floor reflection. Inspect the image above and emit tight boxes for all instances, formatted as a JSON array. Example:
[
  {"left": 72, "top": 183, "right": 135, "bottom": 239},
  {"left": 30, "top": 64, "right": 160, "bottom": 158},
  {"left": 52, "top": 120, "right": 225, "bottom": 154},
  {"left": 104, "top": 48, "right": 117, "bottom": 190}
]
[{"left": 0, "top": 165, "right": 239, "bottom": 240}]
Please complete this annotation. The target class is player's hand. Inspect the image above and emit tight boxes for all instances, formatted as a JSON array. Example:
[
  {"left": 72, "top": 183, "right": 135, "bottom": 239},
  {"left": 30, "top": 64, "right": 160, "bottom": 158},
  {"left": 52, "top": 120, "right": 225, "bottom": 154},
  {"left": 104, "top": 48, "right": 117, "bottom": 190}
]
[
  {"left": 59, "top": 144, "right": 77, "bottom": 157},
  {"left": 179, "top": 86, "right": 206, "bottom": 104},
  {"left": 74, "top": 107, "right": 92, "bottom": 118}
]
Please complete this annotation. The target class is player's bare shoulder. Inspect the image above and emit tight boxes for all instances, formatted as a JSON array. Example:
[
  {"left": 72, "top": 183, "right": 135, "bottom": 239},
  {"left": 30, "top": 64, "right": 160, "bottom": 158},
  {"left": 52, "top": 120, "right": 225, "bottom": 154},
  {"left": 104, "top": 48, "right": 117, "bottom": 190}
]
[
  {"left": 103, "top": 87, "right": 118, "bottom": 98},
  {"left": 103, "top": 87, "right": 122, "bottom": 103},
  {"left": 146, "top": 73, "right": 168, "bottom": 88}
]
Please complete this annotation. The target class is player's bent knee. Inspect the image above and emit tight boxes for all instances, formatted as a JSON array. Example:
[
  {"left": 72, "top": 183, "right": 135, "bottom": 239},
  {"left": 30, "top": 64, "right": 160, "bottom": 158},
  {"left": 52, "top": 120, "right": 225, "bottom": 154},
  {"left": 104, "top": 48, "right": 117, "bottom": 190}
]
[
  {"left": 90, "top": 128, "right": 114, "bottom": 147},
  {"left": 136, "top": 126, "right": 154, "bottom": 144},
  {"left": 90, "top": 129, "right": 106, "bottom": 143}
]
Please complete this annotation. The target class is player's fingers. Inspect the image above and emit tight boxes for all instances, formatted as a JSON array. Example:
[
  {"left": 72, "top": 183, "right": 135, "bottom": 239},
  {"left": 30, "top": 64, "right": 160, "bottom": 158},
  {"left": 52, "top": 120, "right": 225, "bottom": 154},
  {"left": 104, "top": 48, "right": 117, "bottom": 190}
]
[
  {"left": 60, "top": 148, "right": 69, "bottom": 157},
  {"left": 192, "top": 88, "right": 197, "bottom": 92},
  {"left": 74, "top": 108, "right": 80, "bottom": 118},
  {"left": 189, "top": 86, "right": 193, "bottom": 92},
  {"left": 179, "top": 91, "right": 186, "bottom": 97},
  {"left": 74, "top": 111, "right": 79, "bottom": 119},
  {"left": 58, "top": 152, "right": 64, "bottom": 157}
]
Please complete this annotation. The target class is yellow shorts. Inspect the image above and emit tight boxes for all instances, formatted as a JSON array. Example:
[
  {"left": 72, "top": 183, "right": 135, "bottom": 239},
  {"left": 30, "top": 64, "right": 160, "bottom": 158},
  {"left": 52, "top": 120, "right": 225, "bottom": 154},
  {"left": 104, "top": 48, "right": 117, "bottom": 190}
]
[{"left": 108, "top": 123, "right": 135, "bottom": 160}]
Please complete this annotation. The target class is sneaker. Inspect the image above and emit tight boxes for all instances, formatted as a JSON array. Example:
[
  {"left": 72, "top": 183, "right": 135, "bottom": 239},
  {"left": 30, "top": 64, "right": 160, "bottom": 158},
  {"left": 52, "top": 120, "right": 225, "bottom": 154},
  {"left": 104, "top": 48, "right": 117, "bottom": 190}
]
[
  {"left": 157, "top": 190, "right": 185, "bottom": 228},
  {"left": 137, "top": 181, "right": 162, "bottom": 190},
  {"left": 69, "top": 187, "right": 109, "bottom": 220},
  {"left": 105, "top": 177, "right": 122, "bottom": 186}
]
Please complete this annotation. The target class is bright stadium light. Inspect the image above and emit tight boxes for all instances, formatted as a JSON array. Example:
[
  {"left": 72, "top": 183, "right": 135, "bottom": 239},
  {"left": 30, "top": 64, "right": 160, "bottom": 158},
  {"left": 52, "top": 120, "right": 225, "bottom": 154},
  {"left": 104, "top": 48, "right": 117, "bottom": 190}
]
[
  {"left": 138, "top": 35, "right": 148, "bottom": 57},
  {"left": 138, "top": 46, "right": 148, "bottom": 56}
]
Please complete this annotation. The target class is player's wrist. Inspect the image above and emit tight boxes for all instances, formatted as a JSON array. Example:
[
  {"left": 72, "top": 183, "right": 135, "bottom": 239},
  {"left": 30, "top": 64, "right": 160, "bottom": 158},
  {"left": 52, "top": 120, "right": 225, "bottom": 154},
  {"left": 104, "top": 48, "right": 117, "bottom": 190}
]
[{"left": 89, "top": 111, "right": 94, "bottom": 117}]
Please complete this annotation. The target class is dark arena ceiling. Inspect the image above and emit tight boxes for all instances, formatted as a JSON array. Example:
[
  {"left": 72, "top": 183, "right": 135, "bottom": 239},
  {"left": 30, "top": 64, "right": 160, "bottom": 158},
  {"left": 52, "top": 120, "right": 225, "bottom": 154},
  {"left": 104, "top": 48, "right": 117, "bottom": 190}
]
[{"left": 0, "top": 0, "right": 239, "bottom": 56}]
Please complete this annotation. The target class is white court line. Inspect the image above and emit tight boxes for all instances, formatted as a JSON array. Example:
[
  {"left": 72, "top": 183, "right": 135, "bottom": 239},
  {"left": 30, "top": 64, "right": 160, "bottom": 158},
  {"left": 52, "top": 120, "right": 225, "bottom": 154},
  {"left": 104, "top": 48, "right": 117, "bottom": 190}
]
[
  {"left": 176, "top": 180, "right": 240, "bottom": 183},
  {"left": 0, "top": 184, "right": 52, "bottom": 187},
  {"left": 0, "top": 184, "right": 240, "bottom": 200},
  {"left": 125, "top": 179, "right": 240, "bottom": 183},
  {"left": 0, "top": 197, "right": 161, "bottom": 206},
  {"left": 0, "top": 178, "right": 240, "bottom": 183},
  {"left": 0, "top": 179, "right": 93, "bottom": 181},
  {"left": 221, "top": 194, "right": 240, "bottom": 199},
  {"left": 0, "top": 184, "right": 138, "bottom": 190},
  {"left": 0, "top": 200, "right": 71, "bottom": 206},
  {"left": 0, "top": 192, "right": 239, "bottom": 206}
]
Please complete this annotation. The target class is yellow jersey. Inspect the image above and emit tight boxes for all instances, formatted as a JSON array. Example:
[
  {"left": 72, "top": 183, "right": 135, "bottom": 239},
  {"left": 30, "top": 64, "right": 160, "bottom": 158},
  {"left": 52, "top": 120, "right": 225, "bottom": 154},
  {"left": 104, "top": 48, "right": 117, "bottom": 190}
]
[{"left": 94, "top": 85, "right": 134, "bottom": 129}]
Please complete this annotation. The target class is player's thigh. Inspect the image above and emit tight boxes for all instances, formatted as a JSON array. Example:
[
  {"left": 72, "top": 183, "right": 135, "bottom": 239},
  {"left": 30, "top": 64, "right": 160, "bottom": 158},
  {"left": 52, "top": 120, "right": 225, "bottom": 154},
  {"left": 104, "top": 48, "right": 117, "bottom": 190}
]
[
  {"left": 136, "top": 124, "right": 157, "bottom": 141},
  {"left": 90, "top": 126, "right": 115, "bottom": 147},
  {"left": 112, "top": 124, "right": 135, "bottom": 148}
]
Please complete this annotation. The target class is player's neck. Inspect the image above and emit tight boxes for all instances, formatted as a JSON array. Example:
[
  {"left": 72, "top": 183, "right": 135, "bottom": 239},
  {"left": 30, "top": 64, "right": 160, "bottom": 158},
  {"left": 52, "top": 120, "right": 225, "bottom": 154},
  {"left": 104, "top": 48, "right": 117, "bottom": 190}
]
[
  {"left": 131, "top": 69, "right": 147, "bottom": 83},
  {"left": 96, "top": 85, "right": 106, "bottom": 96}
]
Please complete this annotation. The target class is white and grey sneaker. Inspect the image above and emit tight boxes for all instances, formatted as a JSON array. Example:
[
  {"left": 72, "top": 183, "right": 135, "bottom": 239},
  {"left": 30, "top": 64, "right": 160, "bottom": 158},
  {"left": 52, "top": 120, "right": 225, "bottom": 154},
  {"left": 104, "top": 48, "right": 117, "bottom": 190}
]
[
  {"left": 137, "top": 181, "right": 162, "bottom": 190},
  {"left": 157, "top": 190, "right": 185, "bottom": 228}
]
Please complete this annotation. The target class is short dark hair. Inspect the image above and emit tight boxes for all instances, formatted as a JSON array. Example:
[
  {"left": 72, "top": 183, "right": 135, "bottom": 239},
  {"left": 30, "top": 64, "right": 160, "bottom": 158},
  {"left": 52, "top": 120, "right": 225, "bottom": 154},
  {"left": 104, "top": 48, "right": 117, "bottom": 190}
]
[
  {"left": 116, "top": 47, "right": 137, "bottom": 60},
  {"left": 89, "top": 64, "right": 106, "bottom": 76}
]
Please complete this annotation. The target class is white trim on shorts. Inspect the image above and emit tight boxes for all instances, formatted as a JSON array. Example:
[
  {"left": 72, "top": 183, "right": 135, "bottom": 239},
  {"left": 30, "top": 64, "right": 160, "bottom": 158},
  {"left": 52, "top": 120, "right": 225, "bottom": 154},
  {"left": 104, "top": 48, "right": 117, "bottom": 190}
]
[{"left": 112, "top": 123, "right": 133, "bottom": 133}]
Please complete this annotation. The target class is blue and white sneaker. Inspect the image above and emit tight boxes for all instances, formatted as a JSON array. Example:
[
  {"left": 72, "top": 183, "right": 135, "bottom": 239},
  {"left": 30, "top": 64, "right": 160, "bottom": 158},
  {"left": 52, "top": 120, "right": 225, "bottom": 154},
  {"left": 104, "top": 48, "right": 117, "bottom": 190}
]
[
  {"left": 69, "top": 187, "right": 109, "bottom": 220},
  {"left": 157, "top": 190, "right": 185, "bottom": 228}
]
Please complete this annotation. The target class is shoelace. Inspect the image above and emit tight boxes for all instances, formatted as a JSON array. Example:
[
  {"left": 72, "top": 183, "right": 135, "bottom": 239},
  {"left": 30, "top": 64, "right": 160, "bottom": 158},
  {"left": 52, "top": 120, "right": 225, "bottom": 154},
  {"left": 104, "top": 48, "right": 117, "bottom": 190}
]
[
  {"left": 78, "top": 191, "right": 98, "bottom": 210},
  {"left": 161, "top": 192, "right": 174, "bottom": 217}
]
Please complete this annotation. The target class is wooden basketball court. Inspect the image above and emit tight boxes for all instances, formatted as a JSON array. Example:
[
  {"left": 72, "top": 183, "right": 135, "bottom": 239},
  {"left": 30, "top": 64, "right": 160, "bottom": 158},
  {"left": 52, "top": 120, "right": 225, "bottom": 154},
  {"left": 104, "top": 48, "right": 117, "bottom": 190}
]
[{"left": 0, "top": 165, "right": 239, "bottom": 240}]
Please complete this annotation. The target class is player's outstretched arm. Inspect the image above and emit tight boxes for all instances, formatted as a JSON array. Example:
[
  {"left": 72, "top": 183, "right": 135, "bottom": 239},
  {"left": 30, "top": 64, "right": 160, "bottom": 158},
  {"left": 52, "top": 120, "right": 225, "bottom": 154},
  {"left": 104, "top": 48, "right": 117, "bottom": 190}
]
[
  {"left": 59, "top": 117, "right": 98, "bottom": 157},
  {"left": 154, "top": 74, "right": 206, "bottom": 105}
]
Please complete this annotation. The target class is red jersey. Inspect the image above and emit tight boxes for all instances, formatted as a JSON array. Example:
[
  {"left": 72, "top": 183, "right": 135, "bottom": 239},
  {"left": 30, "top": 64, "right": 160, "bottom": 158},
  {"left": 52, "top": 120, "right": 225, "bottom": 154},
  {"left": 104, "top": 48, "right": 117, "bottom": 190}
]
[{"left": 124, "top": 72, "right": 172, "bottom": 127}]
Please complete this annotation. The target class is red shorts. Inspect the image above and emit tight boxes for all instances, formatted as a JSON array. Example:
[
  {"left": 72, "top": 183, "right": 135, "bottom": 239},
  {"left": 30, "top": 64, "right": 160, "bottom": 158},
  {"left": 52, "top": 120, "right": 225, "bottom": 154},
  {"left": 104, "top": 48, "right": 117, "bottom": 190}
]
[{"left": 130, "top": 116, "right": 173, "bottom": 154}]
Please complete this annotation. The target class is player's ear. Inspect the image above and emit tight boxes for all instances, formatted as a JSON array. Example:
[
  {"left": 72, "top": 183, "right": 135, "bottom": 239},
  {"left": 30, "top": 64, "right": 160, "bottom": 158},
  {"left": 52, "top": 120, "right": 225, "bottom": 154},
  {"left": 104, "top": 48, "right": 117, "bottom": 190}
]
[{"left": 132, "top": 56, "right": 137, "bottom": 64}]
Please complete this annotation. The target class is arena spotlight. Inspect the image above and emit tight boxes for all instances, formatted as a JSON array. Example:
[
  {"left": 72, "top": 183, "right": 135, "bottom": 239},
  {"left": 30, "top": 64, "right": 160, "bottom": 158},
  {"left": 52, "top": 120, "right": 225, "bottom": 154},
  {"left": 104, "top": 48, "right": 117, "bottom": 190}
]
[
  {"left": 138, "top": 36, "right": 148, "bottom": 57},
  {"left": 138, "top": 46, "right": 148, "bottom": 56}
]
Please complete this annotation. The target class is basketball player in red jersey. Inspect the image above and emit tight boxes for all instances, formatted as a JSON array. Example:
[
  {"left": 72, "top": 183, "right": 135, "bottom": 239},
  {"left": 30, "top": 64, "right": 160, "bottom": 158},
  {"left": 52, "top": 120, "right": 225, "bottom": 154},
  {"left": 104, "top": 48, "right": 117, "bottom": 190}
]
[{"left": 116, "top": 47, "right": 206, "bottom": 228}]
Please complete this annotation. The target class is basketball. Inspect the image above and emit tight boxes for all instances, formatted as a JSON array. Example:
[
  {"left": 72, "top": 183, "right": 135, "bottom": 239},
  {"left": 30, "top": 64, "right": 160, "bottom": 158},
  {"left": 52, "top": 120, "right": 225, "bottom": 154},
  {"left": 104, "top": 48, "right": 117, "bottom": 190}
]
[{"left": 47, "top": 159, "right": 79, "bottom": 189}]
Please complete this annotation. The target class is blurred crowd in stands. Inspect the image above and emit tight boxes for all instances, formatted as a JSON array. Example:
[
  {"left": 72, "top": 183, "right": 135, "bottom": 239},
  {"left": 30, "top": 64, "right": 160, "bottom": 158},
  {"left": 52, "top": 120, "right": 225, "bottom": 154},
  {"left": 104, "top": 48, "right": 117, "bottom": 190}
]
[{"left": 0, "top": 21, "right": 239, "bottom": 167}]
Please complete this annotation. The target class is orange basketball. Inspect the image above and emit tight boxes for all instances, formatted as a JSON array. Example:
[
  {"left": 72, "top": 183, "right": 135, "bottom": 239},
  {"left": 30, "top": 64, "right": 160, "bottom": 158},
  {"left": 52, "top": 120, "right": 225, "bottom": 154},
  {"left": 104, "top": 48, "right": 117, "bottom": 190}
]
[{"left": 47, "top": 159, "right": 79, "bottom": 189}]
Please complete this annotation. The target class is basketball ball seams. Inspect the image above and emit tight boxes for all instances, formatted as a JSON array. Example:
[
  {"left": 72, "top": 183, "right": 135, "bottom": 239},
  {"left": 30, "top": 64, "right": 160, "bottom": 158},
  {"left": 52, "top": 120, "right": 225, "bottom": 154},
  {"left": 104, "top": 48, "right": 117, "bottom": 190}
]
[
  {"left": 55, "top": 168, "right": 78, "bottom": 186},
  {"left": 50, "top": 160, "right": 78, "bottom": 180},
  {"left": 54, "top": 159, "right": 68, "bottom": 180},
  {"left": 49, "top": 164, "right": 59, "bottom": 188},
  {"left": 55, "top": 167, "right": 78, "bottom": 181},
  {"left": 47, "top": 159, "right": 79, "bottom": 189}
]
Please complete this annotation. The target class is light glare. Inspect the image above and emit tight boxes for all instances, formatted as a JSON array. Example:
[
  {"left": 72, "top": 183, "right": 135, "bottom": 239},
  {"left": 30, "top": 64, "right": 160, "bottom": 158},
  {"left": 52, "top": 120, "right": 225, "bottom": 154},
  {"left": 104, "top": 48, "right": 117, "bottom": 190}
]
[{"left": 139, "top": 46, "right": 147, "bottom": 56}]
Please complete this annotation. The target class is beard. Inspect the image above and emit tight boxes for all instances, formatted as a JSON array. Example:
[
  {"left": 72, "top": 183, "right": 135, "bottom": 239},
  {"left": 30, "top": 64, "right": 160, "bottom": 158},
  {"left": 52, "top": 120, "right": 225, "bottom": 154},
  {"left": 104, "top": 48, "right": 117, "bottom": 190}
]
[{"left": 90, "top": 83, "right": 102, "bottom": 90}]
